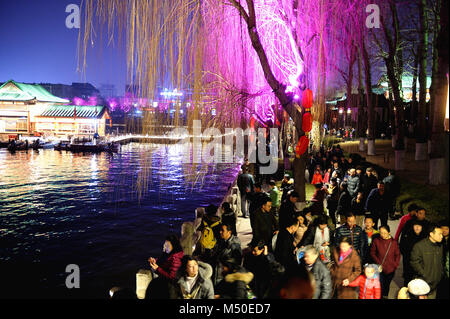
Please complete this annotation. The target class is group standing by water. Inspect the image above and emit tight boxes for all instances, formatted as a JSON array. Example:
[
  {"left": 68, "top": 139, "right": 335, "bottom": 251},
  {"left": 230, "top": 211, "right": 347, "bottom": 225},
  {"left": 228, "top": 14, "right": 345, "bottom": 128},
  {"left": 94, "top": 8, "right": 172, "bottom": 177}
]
[{"left": 112, "top": 144, "right": 448, "bottom": 300}]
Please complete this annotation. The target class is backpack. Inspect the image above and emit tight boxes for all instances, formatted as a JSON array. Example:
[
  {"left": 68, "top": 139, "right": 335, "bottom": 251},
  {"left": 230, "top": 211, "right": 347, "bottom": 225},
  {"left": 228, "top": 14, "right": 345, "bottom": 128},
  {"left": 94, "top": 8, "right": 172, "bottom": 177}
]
[{"left": 199, "top": 220, "right": 220, "bottom": 250}]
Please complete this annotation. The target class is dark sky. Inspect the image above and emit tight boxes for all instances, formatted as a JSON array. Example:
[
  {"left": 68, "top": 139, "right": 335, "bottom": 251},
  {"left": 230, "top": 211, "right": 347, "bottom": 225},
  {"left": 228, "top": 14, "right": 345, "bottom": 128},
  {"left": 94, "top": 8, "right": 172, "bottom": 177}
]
[{"left": 0, "top": 0, "right": 127, "bottom": 95}]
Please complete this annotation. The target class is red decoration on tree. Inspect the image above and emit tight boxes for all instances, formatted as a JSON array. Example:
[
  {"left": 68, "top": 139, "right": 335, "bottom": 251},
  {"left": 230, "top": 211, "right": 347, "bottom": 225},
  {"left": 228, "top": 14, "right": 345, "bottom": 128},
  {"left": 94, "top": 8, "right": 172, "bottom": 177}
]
[
  {"left": 302, "top": 112, "right": 312, "bottom": 133},
  {"left": 302, "top": 89, "right": 313, "bottom": 110},
  {"left": 295, "top": 135, "right": 309, "bottom": 157}
]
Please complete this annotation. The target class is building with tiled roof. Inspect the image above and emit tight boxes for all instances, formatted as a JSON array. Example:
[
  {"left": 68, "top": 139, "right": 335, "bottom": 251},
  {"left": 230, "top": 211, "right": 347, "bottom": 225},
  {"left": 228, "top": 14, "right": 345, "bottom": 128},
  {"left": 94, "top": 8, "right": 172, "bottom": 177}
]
[
  {"left": 35, "top": 105, "right": 110, "bottom": 137},
  {"left": 0, "top": 80, "right": 110, "bottom": 139}
]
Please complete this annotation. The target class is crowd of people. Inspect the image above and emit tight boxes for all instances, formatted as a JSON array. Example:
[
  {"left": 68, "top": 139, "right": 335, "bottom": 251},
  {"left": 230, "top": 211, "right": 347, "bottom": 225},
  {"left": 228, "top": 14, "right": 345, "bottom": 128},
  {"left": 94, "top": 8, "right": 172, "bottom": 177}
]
[{"left": 111, "top": 145, "right": 448, "bottom": 300}]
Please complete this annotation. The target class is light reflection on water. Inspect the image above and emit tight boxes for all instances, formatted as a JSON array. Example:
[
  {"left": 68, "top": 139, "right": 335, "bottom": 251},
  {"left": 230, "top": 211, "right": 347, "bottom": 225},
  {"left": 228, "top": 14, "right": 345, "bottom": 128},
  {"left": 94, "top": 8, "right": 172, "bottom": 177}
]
[{"left": 0, "top": 143, "right": 240, "bottom": 298}]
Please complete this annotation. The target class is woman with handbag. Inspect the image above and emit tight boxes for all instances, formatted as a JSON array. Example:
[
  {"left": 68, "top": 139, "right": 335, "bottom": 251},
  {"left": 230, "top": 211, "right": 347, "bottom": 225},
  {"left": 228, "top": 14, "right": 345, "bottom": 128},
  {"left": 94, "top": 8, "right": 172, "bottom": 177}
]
[{"left": 370, "top": 225, "right": 401, "bottom": 299}]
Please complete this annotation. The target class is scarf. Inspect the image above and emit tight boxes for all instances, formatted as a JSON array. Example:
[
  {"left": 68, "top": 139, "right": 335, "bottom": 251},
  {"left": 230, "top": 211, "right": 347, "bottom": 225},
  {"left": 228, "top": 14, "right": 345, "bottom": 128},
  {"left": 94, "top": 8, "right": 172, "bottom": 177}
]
[{"left": 339, "top": 248, "right": 352, "bottom": 264}]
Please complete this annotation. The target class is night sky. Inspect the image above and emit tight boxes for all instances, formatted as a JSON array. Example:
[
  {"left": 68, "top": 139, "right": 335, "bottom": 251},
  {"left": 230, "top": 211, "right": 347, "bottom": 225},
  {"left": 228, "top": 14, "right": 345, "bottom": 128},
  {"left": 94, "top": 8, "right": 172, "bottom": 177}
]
[{"left": 0, "top": 0, "right": 127, "bottom": 95}]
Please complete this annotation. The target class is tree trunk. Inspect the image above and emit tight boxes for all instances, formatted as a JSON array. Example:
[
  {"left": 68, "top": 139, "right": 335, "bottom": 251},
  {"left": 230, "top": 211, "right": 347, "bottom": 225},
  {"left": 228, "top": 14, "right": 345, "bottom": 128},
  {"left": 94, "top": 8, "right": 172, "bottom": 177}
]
[
  {"left": 360, "top": 34, "right": 375, "bottom": 155},
  {"left": 416, "top": 0, "right": 429, "bottom": 156},
  {"left": 429, "top": 0, "right": 448, "bottom": 185},
  {"left": 411, "top": 52, "right": 419, "bottom": 130}
]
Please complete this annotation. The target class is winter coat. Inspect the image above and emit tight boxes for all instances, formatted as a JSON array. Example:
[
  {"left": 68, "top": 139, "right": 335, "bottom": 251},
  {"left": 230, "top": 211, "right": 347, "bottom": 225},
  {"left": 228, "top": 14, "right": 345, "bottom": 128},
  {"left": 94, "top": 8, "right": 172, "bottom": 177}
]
[
  {"left": 348, "top": 274, "right": 381, "bottom": 299},
  {"left": 370, "top": 237, "right": 400, "bottom": 275},
  {"left": 243, "top": 251, "right": 284, "bottom": 299},
  {"left": 360, "top": 174, "right": 378, "bottom": 199},
  {"left": 382, "top": 174, "right": 401, "bottom": 199},
  {"left": 365, "top": 188, "right": 391, "bottom": 217},
  {"left": 252, "top": 208, "right": 278, "bottom": 248},
  {"left": 305, "top": 259, "right": 332, "bottom": 299},
  {"left": 410, "top": 238, "right": 443, "bottom": 290},
  {"left": 310, "top": 188, "right": 327, "bottom": 215},
  {"left": 274, "top": 228, "right": 297, "bottom": 269},
  {"left": 336, "top": 191, "right": 352, "bottom": 216},
  {"left": 278, "top": 199, "right": 297, "bottom": 229},
  {"left": 269, "top": 187, "right": 280, "bottom": 208},
  {"left": 401, "top": 218, "right": 432, "bottom": 241},
  {"left": 155, "top": 251, "right": 184, "bottom": 281},
  {"left": 172, "top": 263, "right": 215, "bottom": 299},
  {"left": 334, "top": 224, "right": 366, "bottom": 261},
  {"left": 212, "top": 235, "right": 243, "bottom": 285},
  {"left": 399, "top": 230, "right": 426, "bottom": 281},
  {"left": 347, "top": 175, "right": 360, "bottom": 198},
  {"left": 362, "top": 229, "right": 380, "bottom": 264},
  {"left": 300, "top": 226, "right": 334, "bottom": 248},
  {"left": 351, "top": 197, "right": 365, "bottom": 216},
  {"left": 237, "top": 173, "right": 255, "bottom": 194},
  {"left": 215, "top": 266, "right": 254, "bottom": 299},
  {"left": 331, "top": 248, "right": 361, "bottom": 299},
  {"left": 394, "top": 214, "right": 413, "bottom": 241},
  {"left": 326, "top": 184, "right": 339, "bottom": 210},
  {"left": 311, "top": 173, "right": 324, "bottom": 185}
]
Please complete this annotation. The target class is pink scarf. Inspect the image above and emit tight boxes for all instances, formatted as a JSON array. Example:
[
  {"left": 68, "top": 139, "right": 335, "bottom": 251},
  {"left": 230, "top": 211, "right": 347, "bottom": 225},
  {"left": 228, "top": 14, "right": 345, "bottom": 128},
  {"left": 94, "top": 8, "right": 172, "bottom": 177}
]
[{"left": 339, "top": 248, "right": 352, "bottom": 264}]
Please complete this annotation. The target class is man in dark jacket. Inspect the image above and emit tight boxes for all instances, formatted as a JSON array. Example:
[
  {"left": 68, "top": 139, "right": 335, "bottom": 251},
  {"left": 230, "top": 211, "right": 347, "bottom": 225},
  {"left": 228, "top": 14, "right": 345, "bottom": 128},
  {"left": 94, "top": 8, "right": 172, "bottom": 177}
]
[
  {"left": 237, "top": 168, "right": 255, "bottom": 218},
  {"left": 247, "top": 183, "right": 270, "bottom": 230},
  {"left": 399, "top": 219, "right": 427, "bottom": 286},
  {"left": 243, "top": 241, "right": 285, "bottom": 298},
  {"left": 274, "top": 215, "right": 299, "bottom": 269},
  {"left": 212, "top": 223, "right": 243, "bottom": 285},
  {"left": 400, "top": 207, "right": 431, "bottom": 242},
  {"left": 336, "top": 182, "right": 352, "bottom": 223},
  {"left": 334, "top": 213, "right": 366, "bottom": 262},
  {"left": 365, "top": 182, "right": 391, "bottom": 229},
  {"left": 302, "top": 245, "right": 332, "bottom": 299},
  {"left": 346, "top": 168, "right": 360, "bottom": 199},
  {"left": 360, "top": 167, "right": 378, "bottom": 201},
  {"left": 331, "top": 162, "right": 343, "bottom": 180},
  {"left": 252, "top": 198, "right": 278, "bottom": 249},
  {"left": 410, "top": 224, "right": 444, "bottom": 299},
  {"left": 278, "top": 191, "right": 299, "bottom": 229}
]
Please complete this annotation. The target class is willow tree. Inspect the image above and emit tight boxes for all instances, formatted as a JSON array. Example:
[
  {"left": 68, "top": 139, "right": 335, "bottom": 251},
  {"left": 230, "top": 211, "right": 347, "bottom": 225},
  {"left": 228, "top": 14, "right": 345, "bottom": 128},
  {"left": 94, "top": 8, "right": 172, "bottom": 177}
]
[{"left": 79, "top": 0, "right": 362, "bottom": 203}]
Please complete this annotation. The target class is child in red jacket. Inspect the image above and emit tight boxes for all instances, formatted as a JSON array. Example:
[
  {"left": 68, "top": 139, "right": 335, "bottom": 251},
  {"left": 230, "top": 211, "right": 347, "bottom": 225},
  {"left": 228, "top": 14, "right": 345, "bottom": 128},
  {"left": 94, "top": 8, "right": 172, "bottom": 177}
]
[{"left": 344, "top": 264, "right": 381, "bottom": 299}]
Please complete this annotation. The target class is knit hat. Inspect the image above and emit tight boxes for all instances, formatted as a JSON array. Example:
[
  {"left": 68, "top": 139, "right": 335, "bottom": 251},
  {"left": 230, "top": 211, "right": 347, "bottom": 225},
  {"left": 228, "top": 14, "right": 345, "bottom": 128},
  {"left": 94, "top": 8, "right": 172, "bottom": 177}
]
[{"left": 407, "top": 279, "right": 430, "bottom": 296}]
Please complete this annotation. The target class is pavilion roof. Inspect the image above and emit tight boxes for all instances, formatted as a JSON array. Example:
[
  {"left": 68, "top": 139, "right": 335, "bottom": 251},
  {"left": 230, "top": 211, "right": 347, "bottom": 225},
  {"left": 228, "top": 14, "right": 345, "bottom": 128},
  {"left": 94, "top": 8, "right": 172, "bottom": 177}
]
[
  {"left": 38, "top": 105, "right": 107, "bottom": 118},
  {"left": 0, "top": 80, "right": 70, "bottom": 103}
]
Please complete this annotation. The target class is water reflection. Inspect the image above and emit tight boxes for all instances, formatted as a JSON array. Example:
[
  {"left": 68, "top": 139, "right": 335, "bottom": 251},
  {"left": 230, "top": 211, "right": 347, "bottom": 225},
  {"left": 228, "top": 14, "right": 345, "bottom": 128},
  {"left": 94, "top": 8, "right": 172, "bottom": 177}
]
[{"left": 0, "top": 143, "right": 240, "bottom": 298}]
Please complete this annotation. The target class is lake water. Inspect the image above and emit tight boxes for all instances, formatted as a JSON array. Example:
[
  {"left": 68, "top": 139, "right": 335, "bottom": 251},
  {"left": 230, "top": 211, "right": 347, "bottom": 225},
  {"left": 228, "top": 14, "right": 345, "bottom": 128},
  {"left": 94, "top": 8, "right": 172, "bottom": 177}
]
[{"left": 0, "top": 143, "right": 240, "bottom": 298}]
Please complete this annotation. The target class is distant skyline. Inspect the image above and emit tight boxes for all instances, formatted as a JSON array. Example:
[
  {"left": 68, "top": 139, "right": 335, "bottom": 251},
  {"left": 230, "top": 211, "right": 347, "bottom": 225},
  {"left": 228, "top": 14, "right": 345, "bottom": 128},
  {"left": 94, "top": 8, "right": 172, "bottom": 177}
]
[{"left": 0, "top": 0, "right": 127, "bottom": 95}]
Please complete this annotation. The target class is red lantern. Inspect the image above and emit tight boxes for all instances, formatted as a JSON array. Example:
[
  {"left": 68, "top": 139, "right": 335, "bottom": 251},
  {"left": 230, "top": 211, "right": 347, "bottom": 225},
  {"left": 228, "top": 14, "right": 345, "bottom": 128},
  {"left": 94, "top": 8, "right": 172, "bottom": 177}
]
[
  {"left": 302, "top": 89, "right": 313, "bottom": 110},
  {"left": 302, "top": 112, "right": 312, "bottom": 133},
  {"left": 295, "top": 135, "right": 309, "bottom": 157}
]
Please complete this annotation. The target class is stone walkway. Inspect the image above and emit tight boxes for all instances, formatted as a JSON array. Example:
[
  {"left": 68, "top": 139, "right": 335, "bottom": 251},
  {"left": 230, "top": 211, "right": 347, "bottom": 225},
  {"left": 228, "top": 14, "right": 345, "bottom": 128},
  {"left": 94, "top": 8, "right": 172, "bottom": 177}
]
[{"left": 236, "top": 214, "right": 404, "bottom": 299}]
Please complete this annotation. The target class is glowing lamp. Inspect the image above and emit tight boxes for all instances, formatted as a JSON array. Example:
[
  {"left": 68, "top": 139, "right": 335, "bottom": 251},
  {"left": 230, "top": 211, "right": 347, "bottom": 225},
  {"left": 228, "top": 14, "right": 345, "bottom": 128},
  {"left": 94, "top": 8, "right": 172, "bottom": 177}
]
[
  {"left": 302, "top": 89, "right": 313, "bottom": 109},
  {"left": 302, "top": 113, "right": 312, "bottom": 133},
  {"left": 295, "top": 135, "right": 309, "bottom": 158},
  {"left": 347, "top": 108, "right": 351, "bottom": 114},
  {"left": 339, "top": 109, "right": 343, "bottom": 114}
]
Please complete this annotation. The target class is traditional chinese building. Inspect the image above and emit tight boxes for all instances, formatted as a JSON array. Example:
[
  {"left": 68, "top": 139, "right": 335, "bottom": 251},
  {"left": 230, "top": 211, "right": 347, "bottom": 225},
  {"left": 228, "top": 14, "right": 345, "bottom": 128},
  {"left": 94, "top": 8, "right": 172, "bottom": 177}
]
[{"left": 0, "top": 80, "right": 110, "bottom": 139}]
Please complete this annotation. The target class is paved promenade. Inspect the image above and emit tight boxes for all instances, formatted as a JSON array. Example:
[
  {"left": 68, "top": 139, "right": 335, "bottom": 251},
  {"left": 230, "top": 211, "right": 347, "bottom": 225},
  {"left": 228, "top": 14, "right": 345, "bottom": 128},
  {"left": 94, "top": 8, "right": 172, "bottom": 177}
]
[{"left": 236, "top": 214, "right": 403, "bottom": 299}]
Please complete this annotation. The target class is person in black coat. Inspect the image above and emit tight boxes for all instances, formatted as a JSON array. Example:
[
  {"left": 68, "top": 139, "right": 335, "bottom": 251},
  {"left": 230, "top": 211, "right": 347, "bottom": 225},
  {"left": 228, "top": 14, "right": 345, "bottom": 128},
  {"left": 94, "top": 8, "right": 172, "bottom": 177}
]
[
  {"left": 243, "top": 241, "right": 285, "bottom": 298},
  {"left": 247, "top": 183, "right": 270, "bottom": 230},
  {"left": 214, "top": 258, "right": 254, "bottom": 299},
  {"left": 278, "top": 191, "right": 299, "bottom": 229},
  {"left": 274, "top": 215, "right": 299, "bottom": 270},
  {"left": 365, "top": 182, "right": 391, "bottom": 229},
  {"left": 325, "top": 177, "right": 340, "bottom": 226},
  {"left": 336, "top": 182, "right": 352, "bottom": 224},
  {"left": 399, "top": 219, "right": 427, "bottom": 286},
  {"left": 221, "top": 202, "right": 237, "bottom": 236},
  {"left": 252, "top": 197, "right": 278, "bottom": 249},
  {"left": 360, "top": 167, "right": 378, "bottom": 201}
]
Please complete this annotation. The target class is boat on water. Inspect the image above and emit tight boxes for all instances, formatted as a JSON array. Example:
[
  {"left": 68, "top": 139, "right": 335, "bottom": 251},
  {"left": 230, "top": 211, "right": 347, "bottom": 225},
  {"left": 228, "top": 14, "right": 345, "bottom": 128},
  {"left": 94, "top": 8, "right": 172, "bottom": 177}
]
[
  {"left": 54, "top": 141, "right": 70, "bottom": 151},
  {"left": 7, "top": 140, "right": 30, "bottom": 152},
  {"left": 68, "top": 142, "right": 120, "bottom": 153},
  {"left": 31, "top": 139, "right": 56, "bottom": 150}
]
